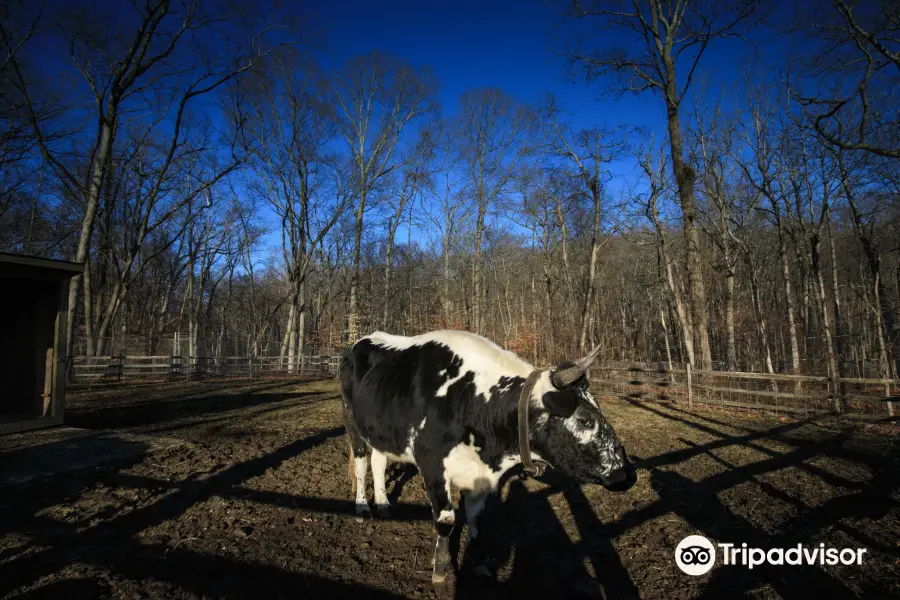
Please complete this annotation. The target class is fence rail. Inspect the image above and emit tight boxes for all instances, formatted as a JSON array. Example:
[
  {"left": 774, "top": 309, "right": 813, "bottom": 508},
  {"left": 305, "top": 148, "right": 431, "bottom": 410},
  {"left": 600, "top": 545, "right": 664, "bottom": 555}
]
[
  {"left": 591, "top": 363, "right": 898, "bottom": 418},
  {"left": 69, "top": 353, "right": 343, "bottom": 382}
]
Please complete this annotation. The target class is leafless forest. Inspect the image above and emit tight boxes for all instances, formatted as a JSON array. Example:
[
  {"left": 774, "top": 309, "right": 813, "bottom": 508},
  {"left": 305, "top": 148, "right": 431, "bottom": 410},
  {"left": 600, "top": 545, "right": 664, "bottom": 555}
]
[{"left": 1, "top": 0, "right": 898, "bottom": 387}]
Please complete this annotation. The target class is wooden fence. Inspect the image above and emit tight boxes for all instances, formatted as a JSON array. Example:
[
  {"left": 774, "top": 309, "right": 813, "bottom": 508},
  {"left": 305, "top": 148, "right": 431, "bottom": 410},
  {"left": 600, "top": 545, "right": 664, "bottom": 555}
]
[
  {"left": 591, "top": 363, "right": 898, "bottom": 418},
  {"left": 70, "top": 353, "right": 343, "bottom": 382},
  {"left": 69, "top": 352, "right": 898, "bottom": 419}
]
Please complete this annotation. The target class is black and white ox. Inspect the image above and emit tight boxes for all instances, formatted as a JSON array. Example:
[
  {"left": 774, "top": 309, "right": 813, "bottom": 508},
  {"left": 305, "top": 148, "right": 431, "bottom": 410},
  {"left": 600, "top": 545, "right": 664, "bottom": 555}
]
[{"left": 340, "top": 330, "right": 636, "bottom": 583}]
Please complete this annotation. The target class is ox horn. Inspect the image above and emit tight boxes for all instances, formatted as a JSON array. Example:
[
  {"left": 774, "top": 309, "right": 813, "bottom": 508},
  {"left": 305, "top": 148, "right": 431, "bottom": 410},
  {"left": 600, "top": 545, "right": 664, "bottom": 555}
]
[{"left": 551, "top": 346, "right": 602, "bottom": 388}]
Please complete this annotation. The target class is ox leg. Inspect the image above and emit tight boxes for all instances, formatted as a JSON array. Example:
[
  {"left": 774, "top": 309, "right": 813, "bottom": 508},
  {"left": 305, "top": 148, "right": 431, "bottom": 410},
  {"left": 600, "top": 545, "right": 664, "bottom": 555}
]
[
  {"left": 353, "top": 452, "right": 371, "bottom": 521},
  {"left": 423, "top": 474, "right": 455, "bottom": 584},
  {"left": 463, "top": 490, "right": 487, "bottom": 541},
  {"left": 462, "top": 490, "right": 492, "bottom": 577},
  {"left": 371, "top": 449, "right": 391, "bottom": 518}
]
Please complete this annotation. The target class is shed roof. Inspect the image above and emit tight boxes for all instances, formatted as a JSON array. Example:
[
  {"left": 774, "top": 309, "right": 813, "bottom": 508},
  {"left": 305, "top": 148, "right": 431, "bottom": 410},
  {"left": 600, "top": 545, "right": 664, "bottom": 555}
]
[{"left": 0, "top": 252, "right": 85, "bottom": 279}]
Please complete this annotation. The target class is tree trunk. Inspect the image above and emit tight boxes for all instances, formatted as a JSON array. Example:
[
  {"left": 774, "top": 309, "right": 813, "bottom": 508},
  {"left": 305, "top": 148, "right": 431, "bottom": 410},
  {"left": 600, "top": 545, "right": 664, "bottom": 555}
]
[
  {"left": 828, "top": 215, "right": 847, "bottom": 400},
  {"left": 82, "top": 256, "right": 95, "bottom": 356},
  {"left": 442, "top": 211, "right": 452, "bottom": 324},
  {"left": 747, "top": 263, "right": 775, "bottom": 374},
  {"left": 348, "top": 193, "right": 365, "bottom": 342},
  {"left": 775, "top": 213, "right": 801, "bottom": 375},
  {"left": 809, "top": 231, "right": 843, "bottom": 411},
  {"left": 281, "top": 301, "right": 294, "bottom": 364},
  {"left": 65, "top": 109, "right": 118, "bottom": 361},
  {"left": 663, "top": 80, "right": 711, "bottom": 370},
  {"left": 651, "top": 208, "right": 695, "bottom": 366},
  {"left": 841, "top": 161, "right": 899, "bottom": 379},
  {"left": 295, "top": 280, "right": 306, "bottom": 371},
  {"left": 554, "top": 199, "right": 575, "bottom": 317},
  {"left": 579, "top": 182, "right": 601, "bottom": 352},
  {"left": 659, "top": 300, "right": 674, "bottom": 375},
  {"left": 383, "top": 218, "right": 395, "bottom": 331},
  {"left": 724, "top": 266, "right": 737, "bottom": 371},
  {"left": 531, "top": 271, "right": 538, "bottom": 365},
  {"left": 472, "top": 189, "right": 486, "bottom": 334}
]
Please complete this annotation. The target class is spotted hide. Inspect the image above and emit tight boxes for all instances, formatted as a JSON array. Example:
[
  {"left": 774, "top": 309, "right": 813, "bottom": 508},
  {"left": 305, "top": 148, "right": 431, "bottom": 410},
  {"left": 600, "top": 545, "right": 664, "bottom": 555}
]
[{"left": 340, "top": 329, "right": 636, "bottom": 584}]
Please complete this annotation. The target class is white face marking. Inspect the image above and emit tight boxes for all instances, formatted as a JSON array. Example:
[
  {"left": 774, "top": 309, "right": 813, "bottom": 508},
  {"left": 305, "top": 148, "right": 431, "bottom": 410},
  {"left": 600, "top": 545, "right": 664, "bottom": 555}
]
[
  {"left": 598, "top": 423, "right": 625, "bottom": 472},
  {"left": 581, "top": 389, "right": 601, "bottom": 410},
  {"left": 564, "top": 413, "right": 598, "bottom": 445},
  {"left": 365, "top": 330, "right": 535, "bottom": 401},
  {"left": 437, "top": 509, "right": 455, "bottom": 524},
  {"left": 419, "top": 417, "right": 427, "bottom": 430}
]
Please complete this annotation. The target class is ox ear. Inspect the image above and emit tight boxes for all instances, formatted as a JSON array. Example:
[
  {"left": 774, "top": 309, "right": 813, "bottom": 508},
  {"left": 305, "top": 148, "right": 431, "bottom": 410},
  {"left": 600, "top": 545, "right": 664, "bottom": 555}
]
[{"left": 541, "top": 390, "right": 578, "bottom": 418}]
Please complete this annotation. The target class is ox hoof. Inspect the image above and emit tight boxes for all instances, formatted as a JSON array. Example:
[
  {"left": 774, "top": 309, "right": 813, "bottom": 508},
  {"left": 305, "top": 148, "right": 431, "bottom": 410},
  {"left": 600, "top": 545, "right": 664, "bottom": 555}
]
[
  {"left": 376, "top": 504, "right": 391, "bottom": 519},
  {"left": 431, "top": 569, "right": 449, "bottom": 584},
  {"left": 355, "top": 503, "right": 371, "bottom": 522}
]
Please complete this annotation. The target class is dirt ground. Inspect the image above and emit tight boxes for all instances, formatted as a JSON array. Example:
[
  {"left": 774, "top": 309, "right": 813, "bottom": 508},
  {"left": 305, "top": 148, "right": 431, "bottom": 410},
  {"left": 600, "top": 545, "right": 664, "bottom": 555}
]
[{"left": 1, "top": 376, "right": 899, "bottom": 599}]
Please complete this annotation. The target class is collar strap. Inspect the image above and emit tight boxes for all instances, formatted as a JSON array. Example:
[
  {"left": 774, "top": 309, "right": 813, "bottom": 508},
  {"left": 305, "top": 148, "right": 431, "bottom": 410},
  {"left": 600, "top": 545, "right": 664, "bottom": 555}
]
[{"left": 518, "top": 369, "right": 548, "bottom": 478}]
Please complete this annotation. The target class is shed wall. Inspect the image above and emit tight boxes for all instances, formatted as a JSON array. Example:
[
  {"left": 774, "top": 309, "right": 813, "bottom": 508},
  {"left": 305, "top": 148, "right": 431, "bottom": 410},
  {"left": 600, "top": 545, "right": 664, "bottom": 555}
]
[{"left": 0, "top": 276, "right": 58, "bottom": 418}]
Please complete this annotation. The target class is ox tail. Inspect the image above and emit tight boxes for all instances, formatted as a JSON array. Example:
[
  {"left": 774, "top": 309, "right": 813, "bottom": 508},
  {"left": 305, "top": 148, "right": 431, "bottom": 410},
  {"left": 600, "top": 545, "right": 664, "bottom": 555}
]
[{"left": 341, "top": 346, "right": 358, "bottom": 497}]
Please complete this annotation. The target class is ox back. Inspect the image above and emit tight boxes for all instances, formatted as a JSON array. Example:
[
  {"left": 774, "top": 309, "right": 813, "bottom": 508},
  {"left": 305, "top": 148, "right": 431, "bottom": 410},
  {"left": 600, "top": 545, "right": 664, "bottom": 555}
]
[{"left": 342, "top": 333, "right": 527, "bottom": 470}]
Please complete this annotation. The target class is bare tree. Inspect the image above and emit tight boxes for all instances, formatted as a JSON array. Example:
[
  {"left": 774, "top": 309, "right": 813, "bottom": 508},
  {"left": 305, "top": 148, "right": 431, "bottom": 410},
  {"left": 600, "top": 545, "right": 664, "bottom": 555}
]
[
  {"left": 327, "top": 52, "right": 436, "bottom": 342},
  {"left": 734, "top": 85, "right": 803, "bottom": 377},
  {"left": 455, "top": 88, "right": 530, "bottom": 334},
  {"left": 542, "top": 94, "right": 623, "bottom": 351},
  {"left": 564, "top": 0, "right": 765, "bottom": 368},
  {"left": 637, "top": 141, "right": 695, "bottom": 366},
  {"left": 792, "top": 0, "right": 900, "bottom": 159},
  {"left": 381, "top": 129, "right": 434, "bottom": 330},
  {"left": 425, "top": 121, "right": 471, "bottom": 326},
  {"left": 244, "top": 51, "right": 349, "bottom": 368},
  {"left": 4, "top": 0, "right": 282, "bottom": 359},
  {"left": 691, "top": 93, "right": 741, "bottom": 370}
]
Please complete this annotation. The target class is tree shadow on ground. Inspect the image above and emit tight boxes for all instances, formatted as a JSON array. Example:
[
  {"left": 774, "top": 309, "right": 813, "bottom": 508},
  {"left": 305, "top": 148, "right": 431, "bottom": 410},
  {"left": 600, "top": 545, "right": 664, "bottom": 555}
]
[
  {"left": 66, "top": 384, "right": 333, "bottom": 431},
  {"left": 623, "top": 399, "right": 900, "bottom": 598},
  {"left": 0, "top": 427, "right": 348, "bottom": 598}
]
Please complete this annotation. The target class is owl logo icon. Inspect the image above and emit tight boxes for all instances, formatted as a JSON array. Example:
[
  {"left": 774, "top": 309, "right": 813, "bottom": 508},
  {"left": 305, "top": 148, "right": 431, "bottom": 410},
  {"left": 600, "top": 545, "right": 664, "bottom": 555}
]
[{"left": 675, "top": 535, "right": 716, "bottom": 575}]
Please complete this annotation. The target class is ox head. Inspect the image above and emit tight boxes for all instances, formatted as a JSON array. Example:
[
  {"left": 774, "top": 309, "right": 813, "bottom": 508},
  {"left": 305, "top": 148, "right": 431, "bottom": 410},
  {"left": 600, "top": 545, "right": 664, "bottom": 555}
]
[{"left": 532, "top": 347, "right": 636, "bottom": 492}]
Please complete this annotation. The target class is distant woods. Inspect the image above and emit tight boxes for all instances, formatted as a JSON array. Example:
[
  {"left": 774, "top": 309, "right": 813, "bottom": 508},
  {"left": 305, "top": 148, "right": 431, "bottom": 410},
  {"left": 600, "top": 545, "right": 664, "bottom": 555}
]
[{"left": 0, "top": 0, "right": 897, "bottom": 382}]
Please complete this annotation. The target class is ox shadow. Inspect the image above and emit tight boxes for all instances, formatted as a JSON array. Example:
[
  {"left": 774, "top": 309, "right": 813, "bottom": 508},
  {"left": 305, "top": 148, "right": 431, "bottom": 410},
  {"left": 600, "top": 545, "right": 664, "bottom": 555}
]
[
  {"left": 454, "top": 471, "right": 640, "bottom": 600},
  {"left": 386, "top": 463, "right": 419, "bottom": 505}
]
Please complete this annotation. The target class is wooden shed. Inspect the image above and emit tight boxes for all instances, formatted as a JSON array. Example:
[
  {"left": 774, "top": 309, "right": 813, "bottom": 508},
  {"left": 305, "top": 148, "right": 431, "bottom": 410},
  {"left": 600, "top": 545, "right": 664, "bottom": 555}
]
[{"left": 0, "top": 252, "right": 83, "bottom": 435}]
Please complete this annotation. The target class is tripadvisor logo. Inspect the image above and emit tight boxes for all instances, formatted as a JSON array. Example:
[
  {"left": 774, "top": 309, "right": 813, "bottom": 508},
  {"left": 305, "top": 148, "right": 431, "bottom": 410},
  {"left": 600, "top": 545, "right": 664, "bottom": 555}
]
[
  {"left": 676, "top": 535, "right": 716, "bottom": 575},
  {"left": 675, "top": 535, "right": 867, "bottom": 576}
]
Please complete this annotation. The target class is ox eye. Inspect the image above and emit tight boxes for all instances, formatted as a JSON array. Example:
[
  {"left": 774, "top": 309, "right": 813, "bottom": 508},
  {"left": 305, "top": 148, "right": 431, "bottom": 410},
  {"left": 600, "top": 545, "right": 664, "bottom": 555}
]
[{"left": 577, "top": 415, "right": 594, "bottom": 429}]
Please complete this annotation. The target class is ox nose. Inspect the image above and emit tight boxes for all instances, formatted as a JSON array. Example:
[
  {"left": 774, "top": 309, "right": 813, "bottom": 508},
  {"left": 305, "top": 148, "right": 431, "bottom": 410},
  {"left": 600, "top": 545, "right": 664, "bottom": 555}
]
[{"left": 600, "top": 463, "right": 637, "bottom": 492}]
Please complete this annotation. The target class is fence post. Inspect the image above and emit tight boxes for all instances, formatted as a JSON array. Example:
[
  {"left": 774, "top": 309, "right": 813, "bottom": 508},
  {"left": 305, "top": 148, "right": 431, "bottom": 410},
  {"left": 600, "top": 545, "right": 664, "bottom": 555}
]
[
  {"left": 248, "top": 355, "right": 253, "bottom": 379},
  {"left": 831, "top": 372, "right": 844, "bottom": 414},
  {"left": 686, "top": 363, "right": 693, "bottom": 409},
  {"left": 887, "top": 383, "right": 895, "bottom": 418}
]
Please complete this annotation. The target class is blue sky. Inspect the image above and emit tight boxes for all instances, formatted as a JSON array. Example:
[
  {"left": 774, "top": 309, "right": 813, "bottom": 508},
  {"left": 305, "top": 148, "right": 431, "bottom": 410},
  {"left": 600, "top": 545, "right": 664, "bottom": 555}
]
[
  {"left": 303, "top": 0, "right": 661, "bottom": 249},
  {"left": 298, "top": 0, "right": 774, "bottom": 250},
  {"left": 27, "top": 0, "right": 786, "bottom": 259},
  {"left": 309, "top": 0, "right": 662, "bottom": 137}
]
